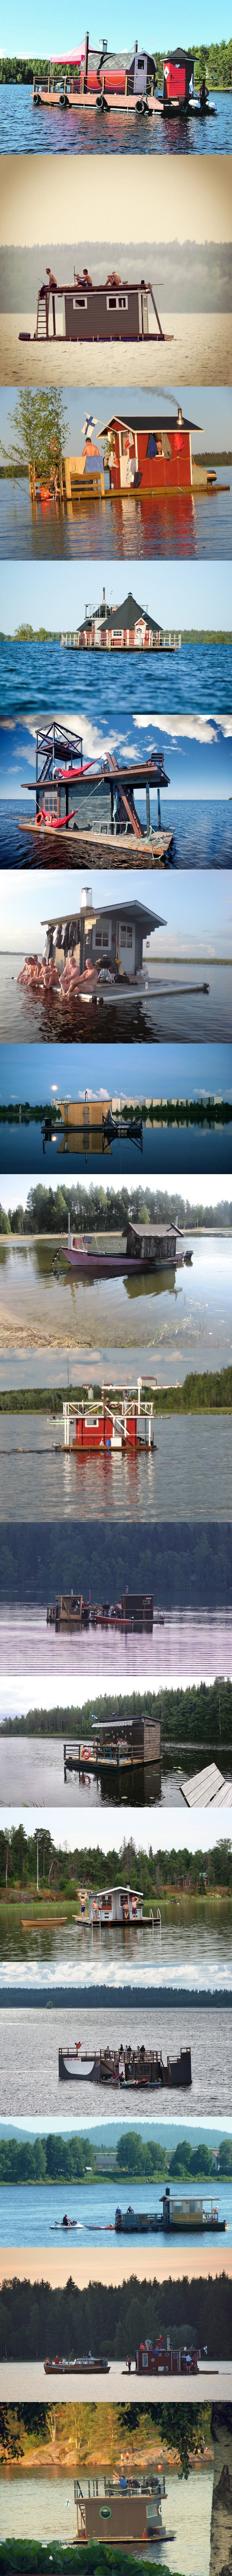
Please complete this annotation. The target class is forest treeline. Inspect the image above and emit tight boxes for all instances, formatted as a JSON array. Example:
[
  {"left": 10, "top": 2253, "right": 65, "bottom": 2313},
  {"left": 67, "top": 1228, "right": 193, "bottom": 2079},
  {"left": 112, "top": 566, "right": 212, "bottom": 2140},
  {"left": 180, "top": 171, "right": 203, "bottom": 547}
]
[
  {"left": 1, "top": 43, "right": 232, "bottom": 82},
  {"left": 0, "top": 2394, "right": 211, "bottom": 2472},
  {"left": 0, "top": 2270, "right": 231, "bottom": 2358},
  {"left": 0, "top": 1366, "right": 232, "bottom": 1414},
  {"left": 2, "top": 1678, "right": 232, "bottom": 1746},
  {"left": 0, "top": 2129, "right": 231, "bottom": 2182},
  {"left": 0, "top": 1183, "right": 231, "bottom": 1236},
  {"left": 0, "top": 1825, "right": 231, "bottom": 1896},
  {"left": 0, "top": 1524, "right": 231, "bottom": 1608}
]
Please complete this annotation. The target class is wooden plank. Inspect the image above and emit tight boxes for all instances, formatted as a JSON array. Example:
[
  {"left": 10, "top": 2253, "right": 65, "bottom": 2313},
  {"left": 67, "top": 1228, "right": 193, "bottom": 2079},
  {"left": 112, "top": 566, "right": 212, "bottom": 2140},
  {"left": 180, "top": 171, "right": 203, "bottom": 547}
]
[{"left": 181, "top": 1763, "right": 225, "bottom": 1806}]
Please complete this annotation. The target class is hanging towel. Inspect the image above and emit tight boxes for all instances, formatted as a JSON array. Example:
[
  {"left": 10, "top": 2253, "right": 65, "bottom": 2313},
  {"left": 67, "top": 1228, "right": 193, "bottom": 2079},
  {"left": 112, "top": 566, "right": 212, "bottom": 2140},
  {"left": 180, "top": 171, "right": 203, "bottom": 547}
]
[
  {"left": 146, "top": 433, "right": 158, "bottom": 457},
  {"left": 161, "top": 432, "right": 172, "bottom": 458}
]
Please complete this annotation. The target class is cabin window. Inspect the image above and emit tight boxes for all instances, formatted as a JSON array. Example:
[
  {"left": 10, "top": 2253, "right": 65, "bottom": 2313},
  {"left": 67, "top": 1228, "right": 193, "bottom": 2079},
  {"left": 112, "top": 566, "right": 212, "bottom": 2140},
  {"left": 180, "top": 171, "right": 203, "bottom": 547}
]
[
  {"left": 142, "top": 2351, "right": 148, "bottom": 2367},
  {"left": 95, "top": 927, "right": 102, "bottom": 947},
  {"left": 138, "top": 56, "right": 145, "bottom": 66},
  {"left": 73, "top": 295, "right": 88, "bottom": 310},
  {"left": 102, "top": 929, "right": 109, "bottom": 948},
  {"left": 43, "top": 792, "right": 58, "bottom": 814},
  {"left": 106, "top": 295, "right": 128, "bottom": 312},
  {"left": 126, "top": 928, "right": 133, "bottom": 948}
]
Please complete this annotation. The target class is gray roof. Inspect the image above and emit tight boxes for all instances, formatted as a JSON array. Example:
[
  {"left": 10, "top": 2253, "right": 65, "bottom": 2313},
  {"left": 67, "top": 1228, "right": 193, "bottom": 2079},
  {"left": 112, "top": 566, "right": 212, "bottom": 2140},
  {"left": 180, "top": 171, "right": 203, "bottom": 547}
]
[
  {"left": 128, "top": 1219, "right": 184, "bottom": 1238},
  {"left": 100, "top": 410, "right": 201, "bottom": 433},
  {"left": 95, "top": 900, "right": 165, "bottom": 930},
  {"left": 106, "top": 591, "right": 161, "bottom": 636}
]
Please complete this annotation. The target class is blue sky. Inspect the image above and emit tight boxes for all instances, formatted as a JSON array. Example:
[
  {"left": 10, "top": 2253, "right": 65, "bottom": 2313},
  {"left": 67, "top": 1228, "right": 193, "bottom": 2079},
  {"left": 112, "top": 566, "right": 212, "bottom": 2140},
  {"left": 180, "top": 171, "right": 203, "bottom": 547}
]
[
  {"left": 0, "top": 1040, "right": 231, "bottom": 1108},
  {"left": 1, "top": 554, "right": 232, "bottom": 636},
  {"left": 1, "top": 4, "right": 232, "bottom": 54},
  {"left": 1, "top": 713, "right": 232, "bottom": 801},
  {"left": 0, "top": 864, "right": 232, "bottom": 953},
  {"left": 1, "top": 383, "right": 232, "bottom": 459},
  {"left": 0, "top": 1169, "right": 230, "bottom": 1216}
]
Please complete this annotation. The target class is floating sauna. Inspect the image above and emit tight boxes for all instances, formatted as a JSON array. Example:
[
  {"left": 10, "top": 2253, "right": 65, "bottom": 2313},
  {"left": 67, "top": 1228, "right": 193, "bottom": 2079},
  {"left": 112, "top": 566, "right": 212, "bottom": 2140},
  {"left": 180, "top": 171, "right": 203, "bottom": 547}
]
[
  {"left": 58, "top": 2040, "right": 192, "bottom": 2087},
  {"left": 61, "top": 587, "right": 181, "bottom": 651},
  {"left": 47, "top": 1590, "right": 159, "bottom": 1629},
  {"left": 73, "top": 2469, "right": 172, "bottom": 2548},
  {"left": 63, "top": 1709, "right": 161, "bottom": 1779},
  {"left": 27, "top": 273, "right": 172, "bottom": 348},
  {"left": 32, "top": 34, "right": 215, "bottom": 118}
]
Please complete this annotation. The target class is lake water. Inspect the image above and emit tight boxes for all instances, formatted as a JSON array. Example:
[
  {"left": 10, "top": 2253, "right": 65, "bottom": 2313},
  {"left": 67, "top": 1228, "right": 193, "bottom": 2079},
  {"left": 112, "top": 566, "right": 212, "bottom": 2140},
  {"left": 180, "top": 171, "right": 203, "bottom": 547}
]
[
  {"left": 0, "top": 2172, "right": 231, "bottom": 2247},
  {"left": 0, "top": 1233, "right": 231, "bottom": 1359},
  {"left": 0, "top": 1610, "right": 231, "bottom": 1683},
  {"left": 0, "top": 1900, "right": 232, "bottom": 1991},
  {"left": 0, "top": 1415, "right": 230, "bottom": 1523},
  {"left": 1, "top": 315, "right": 231, "bottom": 392},
  {"left": 2, "top": 809, "right": 232, "bottom": 881},
  {"left": 1, "top": 1109, "right": 232, "bottom": 1177},
  {"left": 0, "top": 75, "right": 230, "bottom": 155},
  {"left": 1, "top": 1734, "right": 232, "bottom": 1809},
  {"left": 1, "top": 950, "right": 232, "bottom": 1047},
  {"left": 1, "top": 636, "right": 232, "bottom": 717},
  {"left": 0, "top": 472, "right": 231, "bottom": 561},
  {"left": 0, "top": 2460, "right": 213, "bottom": 2576},
  {"left": 1, "top": 804, "right": 232, "bottom": 872},
  {"left": 0, "top": 2002, "right": 230, "bottom": 2117}
]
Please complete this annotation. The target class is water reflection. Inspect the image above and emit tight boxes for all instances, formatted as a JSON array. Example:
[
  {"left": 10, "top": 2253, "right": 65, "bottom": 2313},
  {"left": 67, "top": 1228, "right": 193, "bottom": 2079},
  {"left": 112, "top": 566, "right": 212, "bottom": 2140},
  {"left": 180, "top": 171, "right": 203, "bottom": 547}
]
[{"left": 0, "top": 475, "right": 231, "bottom": 560}]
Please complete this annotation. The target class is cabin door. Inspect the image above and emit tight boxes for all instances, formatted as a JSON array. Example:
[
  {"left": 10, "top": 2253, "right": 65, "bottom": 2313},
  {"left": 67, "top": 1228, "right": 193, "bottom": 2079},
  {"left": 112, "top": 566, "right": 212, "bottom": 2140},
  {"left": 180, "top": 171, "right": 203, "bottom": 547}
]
[
  {"left": 118, "top": 923, "right": 136, "bottom": 970},
  {"left": 133, "top": 52, "right": 147, "bottom": 89},
  {"left": 119, "top": 431, "right": 138, "bottom": 488}
]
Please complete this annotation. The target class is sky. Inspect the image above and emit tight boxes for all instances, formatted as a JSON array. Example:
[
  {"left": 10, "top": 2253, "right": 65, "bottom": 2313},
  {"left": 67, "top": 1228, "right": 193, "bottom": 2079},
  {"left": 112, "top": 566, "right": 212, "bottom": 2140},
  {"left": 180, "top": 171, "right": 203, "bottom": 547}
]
[
  {"left": 1, "top": 3, "right": 232, "bottom": 53},
  {"left": 1, "top": 1039, "right": 231, "bottom": 1107},
  {"left": 0, "top": 1171, "right": 230, "bottom": 1213},
  {"left": 1, "top": 157, "right": 230, "bottom": 246},
  {"left": 0, "top": 1669, "right": 225, "bottom": 1718},
  {"left": 0, "top": 381, "right": 231, "bottom": 461},
  {"left": 1, "top": 554, "right": 232, "bottom": 636},
  {"left": 1, "top": 714, "right": 232, "bottom": 801},
  {"left": 0, "top": 1801, "right": 230, "bottom": 1856},
  {"left": 0, "top": 864, "right": 232, "bottom": 951}
]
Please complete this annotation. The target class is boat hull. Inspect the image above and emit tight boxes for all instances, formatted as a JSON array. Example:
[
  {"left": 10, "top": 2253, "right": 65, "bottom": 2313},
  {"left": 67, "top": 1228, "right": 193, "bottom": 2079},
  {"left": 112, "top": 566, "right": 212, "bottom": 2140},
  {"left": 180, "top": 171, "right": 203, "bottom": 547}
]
[{"left": 64, "top": 1248, "right": 179, "bottom": 1272}]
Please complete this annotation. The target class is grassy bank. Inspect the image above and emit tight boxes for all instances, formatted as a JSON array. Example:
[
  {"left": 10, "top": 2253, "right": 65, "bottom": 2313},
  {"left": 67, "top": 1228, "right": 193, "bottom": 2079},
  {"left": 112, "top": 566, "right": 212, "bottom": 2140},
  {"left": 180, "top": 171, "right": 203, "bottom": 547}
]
[
  {"left": 0, "top": 2129, "right": 232, "bottom": 2184},
  {"left": 0, "top": 1827, "right": 231, "bottom": 1900}
]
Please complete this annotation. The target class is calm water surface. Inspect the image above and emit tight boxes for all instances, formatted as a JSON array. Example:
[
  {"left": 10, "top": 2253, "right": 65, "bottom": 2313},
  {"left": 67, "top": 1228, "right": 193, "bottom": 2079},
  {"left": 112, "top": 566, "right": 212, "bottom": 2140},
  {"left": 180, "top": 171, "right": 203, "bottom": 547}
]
[
  {"left": 0, "top": 2461, "right": 213, "bottom": 2576},
  {"left": 0, "top": 1415, "right": 230, "bottom": 1522},
  {"left": 1, "top": 801, "right": 232, "bottom": 871},
  {"left": 0, "top": 2003, "right": 230, "bottom": 2118},
  {"left": 1, "top": 1109, "right": 231, "bottom": 1176},
  {"left": 1, "top": 948, "right": 232, "bottom": 1047},
  {"left": 0, "top": 1734, "right": 232, "bottom": 1809},
  {"left": 0, "top": 2173, "right": 231, "bottom": 2247},
  {"left": 0, "top": 75, "right": 229, "bottom": 154},
  {"left": 0, "top": 476, "right": 231, "bottom": 561},
  {"left": 0, "top": 1609, "right": 231, "bottom": 1681},
  {"left": 0, "top": 637, "right": 232, "bottom": 717},
  {"left": 0, "top": 1901, "right": 232, "bottom": 1990},
  {"left": 0, "top": 1233, "right": 231, "bottom": 1356}
]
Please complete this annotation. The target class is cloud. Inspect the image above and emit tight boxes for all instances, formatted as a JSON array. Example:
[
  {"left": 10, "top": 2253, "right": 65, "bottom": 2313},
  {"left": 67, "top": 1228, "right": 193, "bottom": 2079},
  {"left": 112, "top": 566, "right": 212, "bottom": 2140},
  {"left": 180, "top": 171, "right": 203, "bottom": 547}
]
[{"left": 133, "top": 716, "right": 229, "bottom": 745}]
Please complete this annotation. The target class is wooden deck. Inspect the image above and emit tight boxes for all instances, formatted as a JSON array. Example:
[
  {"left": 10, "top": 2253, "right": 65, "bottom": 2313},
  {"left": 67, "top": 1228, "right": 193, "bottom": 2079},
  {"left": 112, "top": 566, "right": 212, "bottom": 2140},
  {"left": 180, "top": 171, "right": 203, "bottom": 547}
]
[
  {"left": 18, "top": 821, "right": 174, "bottom": 868},
  {"left": 181, "top": 1762, "right": 232, "bottom": 1807}
]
